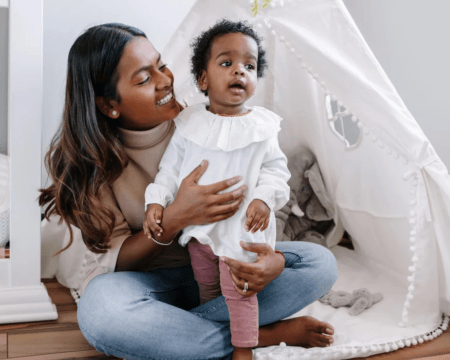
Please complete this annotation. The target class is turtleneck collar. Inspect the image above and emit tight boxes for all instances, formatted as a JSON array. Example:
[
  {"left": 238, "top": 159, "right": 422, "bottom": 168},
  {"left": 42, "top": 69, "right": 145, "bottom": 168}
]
[{"left": 119, "top": 120, "right": 174, "bottom": 150}]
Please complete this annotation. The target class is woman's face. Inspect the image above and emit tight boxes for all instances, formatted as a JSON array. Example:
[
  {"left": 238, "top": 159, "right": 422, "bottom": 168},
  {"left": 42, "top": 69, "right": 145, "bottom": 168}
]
[{"left": 112, "top": 37, "right": 181, "bottom": 130}]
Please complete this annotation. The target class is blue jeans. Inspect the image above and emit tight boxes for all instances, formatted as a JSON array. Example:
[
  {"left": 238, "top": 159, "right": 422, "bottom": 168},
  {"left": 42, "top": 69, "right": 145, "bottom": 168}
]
[{"left": 77, "top": 242, "right": 337, "bottom": 360}]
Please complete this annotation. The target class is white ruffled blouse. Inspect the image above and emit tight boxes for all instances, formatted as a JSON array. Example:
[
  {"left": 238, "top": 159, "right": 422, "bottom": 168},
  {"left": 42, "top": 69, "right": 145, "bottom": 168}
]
[{"left": 145, "top": 103, "right": 290, "bottom": 262}]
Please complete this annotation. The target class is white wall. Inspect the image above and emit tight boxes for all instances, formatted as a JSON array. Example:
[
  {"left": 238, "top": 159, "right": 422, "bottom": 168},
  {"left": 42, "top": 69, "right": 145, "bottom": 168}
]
[
  {"left": 0, "top": 8, "right": 7, "bottom": 155},
  {"left": 41, "top": 0, "right": 196, "bottom": 187},
  {"left": 343, "top": 0, "right": 450, "bottom": 169}
]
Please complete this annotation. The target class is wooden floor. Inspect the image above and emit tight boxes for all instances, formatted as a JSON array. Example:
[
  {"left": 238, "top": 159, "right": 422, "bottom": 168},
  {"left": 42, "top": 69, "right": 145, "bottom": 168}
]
[{"left": 0, "top": 279, "right": 448, "bottom": 360}]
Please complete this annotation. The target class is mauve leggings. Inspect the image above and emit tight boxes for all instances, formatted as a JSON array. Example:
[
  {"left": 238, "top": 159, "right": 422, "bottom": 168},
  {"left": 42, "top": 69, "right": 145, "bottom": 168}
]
[{"left": 188, "top": 239, "right": 258, "bottom": 348}]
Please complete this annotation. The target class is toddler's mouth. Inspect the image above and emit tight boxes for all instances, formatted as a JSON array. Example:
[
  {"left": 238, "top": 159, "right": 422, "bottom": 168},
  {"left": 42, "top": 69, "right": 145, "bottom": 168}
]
[
  {"left": 229, "top": 80, "right": 245, "bottom": 92},
  {"left": 229, "top": 84, "right": 245, "bottom": 95}
]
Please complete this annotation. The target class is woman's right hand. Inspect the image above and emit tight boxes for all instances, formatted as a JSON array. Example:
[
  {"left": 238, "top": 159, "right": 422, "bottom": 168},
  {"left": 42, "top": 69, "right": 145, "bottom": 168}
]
[{"left": 169, "top": 160, "right": 247, "bottom": 229}]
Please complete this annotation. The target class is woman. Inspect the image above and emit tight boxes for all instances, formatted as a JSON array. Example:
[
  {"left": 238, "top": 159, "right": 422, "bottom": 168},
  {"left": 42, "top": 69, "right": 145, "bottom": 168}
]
[{"left": 40, "top": 23, "right": 337, "bottom": 360}]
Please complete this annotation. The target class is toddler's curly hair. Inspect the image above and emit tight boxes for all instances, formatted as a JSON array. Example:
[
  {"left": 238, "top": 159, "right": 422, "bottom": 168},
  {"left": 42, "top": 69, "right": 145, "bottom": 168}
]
[{"left": 190, "top": 19, "right": 268, "bottom": 95}]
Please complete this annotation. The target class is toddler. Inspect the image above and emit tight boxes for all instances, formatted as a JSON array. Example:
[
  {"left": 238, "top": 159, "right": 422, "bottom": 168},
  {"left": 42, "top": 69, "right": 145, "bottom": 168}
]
[{"left": 144, "top": 19, "right": 290, "bottom": 360}]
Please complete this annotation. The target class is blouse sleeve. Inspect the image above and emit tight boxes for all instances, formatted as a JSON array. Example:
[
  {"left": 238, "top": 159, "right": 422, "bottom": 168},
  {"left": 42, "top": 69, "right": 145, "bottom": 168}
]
[
  {"left": 144, "top": 129, "right": 185, "bottom": 208},
  {"left": 252, "top": 136, "right": 291, "bottom": 212}
]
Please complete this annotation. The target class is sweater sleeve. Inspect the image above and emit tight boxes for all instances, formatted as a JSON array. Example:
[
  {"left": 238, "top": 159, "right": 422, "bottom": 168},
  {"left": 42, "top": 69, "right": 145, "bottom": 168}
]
[
  {"left": 144, "top": 130, "right": 185, "bottom": 209},
  {"left": 41, "top": 185, "right": 132, "bottom": 297},
  {"left": 252, "top": 136, "right": 291, "bottom": 212}
]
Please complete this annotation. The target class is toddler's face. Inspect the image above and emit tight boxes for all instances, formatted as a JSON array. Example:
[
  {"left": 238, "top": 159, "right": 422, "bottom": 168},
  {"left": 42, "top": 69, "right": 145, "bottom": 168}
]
[{"left": 199, "top": 32, "right": 258, "bottom": 115}]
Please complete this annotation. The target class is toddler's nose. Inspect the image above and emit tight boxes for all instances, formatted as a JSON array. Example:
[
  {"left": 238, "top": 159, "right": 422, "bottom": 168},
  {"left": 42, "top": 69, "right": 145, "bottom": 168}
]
[{"left": 234, "top": 64, "right": 245, "bottom": 75}]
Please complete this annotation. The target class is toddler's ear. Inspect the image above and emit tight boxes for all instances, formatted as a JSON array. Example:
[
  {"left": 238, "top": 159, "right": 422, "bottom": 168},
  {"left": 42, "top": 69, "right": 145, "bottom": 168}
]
[{"left": 198, "top": 71, "right": 208, "bottom": 92}]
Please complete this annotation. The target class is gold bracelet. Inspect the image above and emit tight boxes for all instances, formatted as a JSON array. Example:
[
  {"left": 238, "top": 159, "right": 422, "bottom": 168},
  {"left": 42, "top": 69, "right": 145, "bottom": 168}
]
[{"left": 151, "top": 237, "right": 174, "bottom": 246}]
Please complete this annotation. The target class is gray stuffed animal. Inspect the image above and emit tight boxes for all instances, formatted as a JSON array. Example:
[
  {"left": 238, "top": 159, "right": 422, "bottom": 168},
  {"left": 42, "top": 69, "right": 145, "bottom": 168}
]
[
  {"left": 319, "top": 288, "right": 383, "bottom": 316},
  {"left": 275, "top": 148, "right": 335, "bottom": 246}
]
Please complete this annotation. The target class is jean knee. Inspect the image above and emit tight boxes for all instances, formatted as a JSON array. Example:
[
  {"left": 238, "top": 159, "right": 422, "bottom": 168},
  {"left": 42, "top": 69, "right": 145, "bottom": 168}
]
[
  {"left": 276, "top": 241, "right": 338, "bottom": 295},
  {"left": 77, "top": 274, "right": 124, "bottom": 344}
]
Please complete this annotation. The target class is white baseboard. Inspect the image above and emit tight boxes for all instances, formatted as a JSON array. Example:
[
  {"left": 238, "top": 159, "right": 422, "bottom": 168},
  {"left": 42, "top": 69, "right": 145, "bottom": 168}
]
[{"left": 0, "top": 282, "right": 58, "bottom": 324}]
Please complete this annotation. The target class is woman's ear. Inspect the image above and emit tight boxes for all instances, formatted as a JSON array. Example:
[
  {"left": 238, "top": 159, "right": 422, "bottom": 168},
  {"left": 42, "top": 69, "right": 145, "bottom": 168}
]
[
  {"left": 95, "top": 97, "right": 120, "bottom": 119},
  {"left": 198, "top": 71, "right": 208, "bottom": 92}
]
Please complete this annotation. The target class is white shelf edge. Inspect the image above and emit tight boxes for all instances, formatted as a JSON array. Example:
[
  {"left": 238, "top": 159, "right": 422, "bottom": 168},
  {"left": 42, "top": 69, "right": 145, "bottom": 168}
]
[{"left": 0, "top": 0, "right": 9, "bottom": 8}]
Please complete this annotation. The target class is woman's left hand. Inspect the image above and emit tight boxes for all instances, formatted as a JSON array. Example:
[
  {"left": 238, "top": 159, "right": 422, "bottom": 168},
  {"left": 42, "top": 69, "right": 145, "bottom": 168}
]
[{"left": 221, "top": 241, "right": 285, "bottom": 297}]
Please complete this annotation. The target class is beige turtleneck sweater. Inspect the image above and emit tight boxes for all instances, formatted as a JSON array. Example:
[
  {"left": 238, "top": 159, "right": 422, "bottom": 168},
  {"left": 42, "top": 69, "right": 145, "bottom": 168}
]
[{"left": 41, "top": 120, "right": 191, "bottom": 298}]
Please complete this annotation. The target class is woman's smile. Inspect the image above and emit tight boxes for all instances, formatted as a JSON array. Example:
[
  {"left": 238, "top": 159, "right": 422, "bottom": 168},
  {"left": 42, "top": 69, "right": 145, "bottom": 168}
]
[{"left": 157, "top": 91, "right": 174, "bottom": 106}]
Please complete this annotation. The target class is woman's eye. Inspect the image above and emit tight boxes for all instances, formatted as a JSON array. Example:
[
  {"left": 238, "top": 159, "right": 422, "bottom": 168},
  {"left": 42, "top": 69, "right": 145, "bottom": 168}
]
[
  {"left": 139, "top": 77, "right": 150, "bottom": 85},
  {"left": 159, "top": 63, "right": 167, "bottom": 71},
  {"left": 220, "top": 61, "right": 231, "bottom": 67}
]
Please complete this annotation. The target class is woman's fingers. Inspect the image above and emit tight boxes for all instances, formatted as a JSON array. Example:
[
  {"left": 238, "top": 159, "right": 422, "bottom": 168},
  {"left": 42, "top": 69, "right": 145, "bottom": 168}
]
[
  {"left": 234, "top": 285, "right": 257, "bottom": 297},
  {"left": 211, "top": 208, "right": 240, "bottom": 223},
  {"left": 229, "top": 270, "right": 257, "bottom": 297},
  {"left": 220, "top": 195, "right": 245, "bottom": 213},
  {"left": 221, "top": 255, "right": 254, "bottom": 278},
  {"left": 240, "top": 241, "right": 272, "bottom": 256},
  {"left": 224, "top": 242, "right": 272, "bottom": 278},
  {"left": 173, "top": 163, "right": 247, "bottom": 227},
  {"left": 207, "top": 195, "right": 245, "bottom": 222},
  {"left": 206, "top": 175, "right": 244, "bottom": 195},
  {"left": 184, "top": 160, "right": 208, "bottom": 184},
  {"left": 214, "top": 184, "right": 247, "bottom": 204}
]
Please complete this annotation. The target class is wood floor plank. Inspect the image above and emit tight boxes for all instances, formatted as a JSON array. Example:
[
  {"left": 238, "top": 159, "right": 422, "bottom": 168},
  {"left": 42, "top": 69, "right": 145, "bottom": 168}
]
[
  {"left": 7, "top": 349, "right": 110, "bottom": 360},
  {"left": 0, "top": 334, "right": 6, "bottom": 359},
  {"left": 46, "top": 285, "right": 76, "bottom": 306},
  {"left": 8, "top": 330, "right": 94, "bottom": 357},
  {"left": 415, "top": 354, "right": 450, "bottom": 360}
]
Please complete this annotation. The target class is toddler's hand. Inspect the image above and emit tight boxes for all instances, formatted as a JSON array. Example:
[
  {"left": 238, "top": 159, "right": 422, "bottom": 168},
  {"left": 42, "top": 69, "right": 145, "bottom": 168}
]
[
  {"left": 245, "top": 199, "right": 270, "bottom": 233},
  {"left": 143, "top": 204, "right": 164, "bottom": 239}
]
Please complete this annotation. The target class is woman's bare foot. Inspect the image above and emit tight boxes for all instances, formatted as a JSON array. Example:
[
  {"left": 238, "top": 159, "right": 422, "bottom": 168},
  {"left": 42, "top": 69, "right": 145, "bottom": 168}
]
[
  {"left": 231, "top": 346, "right": 253, "bottom": 360},
  {"left": 258, "top": 316, "right": 334, "bottom": 348}
]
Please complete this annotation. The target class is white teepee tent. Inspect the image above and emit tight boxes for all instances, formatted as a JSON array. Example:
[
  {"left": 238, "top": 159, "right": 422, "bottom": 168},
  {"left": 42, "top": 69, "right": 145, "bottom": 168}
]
[{"left": 162, "top": 0, "right": 450, "bottom": 358}]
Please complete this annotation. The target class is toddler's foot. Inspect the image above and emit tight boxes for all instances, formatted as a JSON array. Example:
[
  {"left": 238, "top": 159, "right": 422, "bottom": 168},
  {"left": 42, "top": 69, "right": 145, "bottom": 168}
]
[
  {"left": 231, "top": 346, "right": 253, "bottom": 360},
  {"left": 259, "top": 316, "right": 334, "bottom": 348}
]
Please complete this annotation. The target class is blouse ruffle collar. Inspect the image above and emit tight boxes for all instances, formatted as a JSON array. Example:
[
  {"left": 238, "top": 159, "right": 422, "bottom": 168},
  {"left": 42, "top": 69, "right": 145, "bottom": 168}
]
[{"left": 174, "top": 102, "right": 282, "bottom": 151}]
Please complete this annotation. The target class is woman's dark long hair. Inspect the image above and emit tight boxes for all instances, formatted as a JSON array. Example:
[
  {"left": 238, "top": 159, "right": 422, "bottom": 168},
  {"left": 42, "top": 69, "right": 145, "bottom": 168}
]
[{"left": 39, "top": 23, "right": 147, "bottom": 254}]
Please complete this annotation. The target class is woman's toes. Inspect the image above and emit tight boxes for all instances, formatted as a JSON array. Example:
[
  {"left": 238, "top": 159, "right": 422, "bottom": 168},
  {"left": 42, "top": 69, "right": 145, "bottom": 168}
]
[
  {"left": 320, "top": 322, "right": 334, "bottom": 335},
  {"left": 314, "top": 333, "right": 333, "bottom": 347}
]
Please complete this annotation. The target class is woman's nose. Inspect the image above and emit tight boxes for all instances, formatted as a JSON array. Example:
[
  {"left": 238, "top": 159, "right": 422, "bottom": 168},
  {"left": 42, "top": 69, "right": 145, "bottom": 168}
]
[{"left": 156, "top": 70, "right": 172, "bottom": 90}]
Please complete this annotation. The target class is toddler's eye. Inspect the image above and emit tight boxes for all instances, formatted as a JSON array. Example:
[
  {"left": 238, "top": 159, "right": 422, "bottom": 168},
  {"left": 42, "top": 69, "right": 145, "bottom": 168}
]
[
  {"left": 220, "top": 61, "right": 232, "bottom": 67},
  {"left": 246, "top": 64, "right": 255, "bottom": 70}
]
